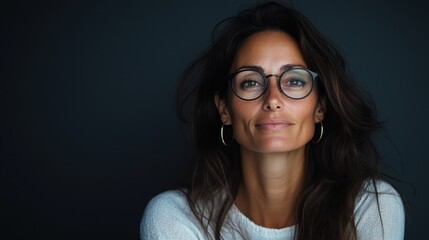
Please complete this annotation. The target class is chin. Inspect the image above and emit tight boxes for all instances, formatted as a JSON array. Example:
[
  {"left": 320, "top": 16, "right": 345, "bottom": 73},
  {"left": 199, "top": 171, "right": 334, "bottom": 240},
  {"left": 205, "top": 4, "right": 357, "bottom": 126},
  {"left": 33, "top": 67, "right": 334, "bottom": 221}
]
[
  {"left": 258, "top": 147, "right": 301, "bottom": 154},
  {"left": 254, "top": 141, "right": 304, "bottom": 154}
]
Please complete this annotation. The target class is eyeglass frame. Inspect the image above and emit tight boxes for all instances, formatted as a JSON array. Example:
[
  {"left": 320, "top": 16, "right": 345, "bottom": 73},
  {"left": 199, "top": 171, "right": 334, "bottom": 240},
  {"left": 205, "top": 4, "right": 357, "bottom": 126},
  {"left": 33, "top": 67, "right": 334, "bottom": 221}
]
[{"left": 228, "top": 65, "right": 319, "bottom": 101}]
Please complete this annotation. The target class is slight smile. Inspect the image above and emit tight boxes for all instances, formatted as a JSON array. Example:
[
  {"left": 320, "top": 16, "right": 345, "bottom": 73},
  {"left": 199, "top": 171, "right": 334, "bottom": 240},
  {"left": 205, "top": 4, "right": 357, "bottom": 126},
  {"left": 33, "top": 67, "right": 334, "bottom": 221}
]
[{"left": 255, "top": 119, "right": 293, "bottom": 130}]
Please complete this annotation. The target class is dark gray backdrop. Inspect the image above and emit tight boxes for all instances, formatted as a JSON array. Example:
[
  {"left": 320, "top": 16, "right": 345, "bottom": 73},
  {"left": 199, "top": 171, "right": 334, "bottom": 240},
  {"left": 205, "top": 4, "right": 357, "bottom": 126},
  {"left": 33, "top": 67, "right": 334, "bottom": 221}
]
[{"left": 1, "top": 0, "right": 427, "bottom": 239}]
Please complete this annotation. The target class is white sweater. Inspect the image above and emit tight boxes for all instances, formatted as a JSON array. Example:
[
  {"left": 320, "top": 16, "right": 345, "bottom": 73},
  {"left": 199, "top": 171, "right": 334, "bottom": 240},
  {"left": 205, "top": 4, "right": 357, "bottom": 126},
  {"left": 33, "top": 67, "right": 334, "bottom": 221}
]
[{"left": 140, "top": 180, "right": 404, "bottom": 239}]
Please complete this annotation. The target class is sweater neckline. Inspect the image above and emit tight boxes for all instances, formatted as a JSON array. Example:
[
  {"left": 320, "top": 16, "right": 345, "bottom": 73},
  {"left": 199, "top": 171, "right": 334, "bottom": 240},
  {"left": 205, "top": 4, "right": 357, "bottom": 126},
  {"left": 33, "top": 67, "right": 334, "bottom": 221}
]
[{"left": 229, "top": 203, "right": 295, "bottom": 237}]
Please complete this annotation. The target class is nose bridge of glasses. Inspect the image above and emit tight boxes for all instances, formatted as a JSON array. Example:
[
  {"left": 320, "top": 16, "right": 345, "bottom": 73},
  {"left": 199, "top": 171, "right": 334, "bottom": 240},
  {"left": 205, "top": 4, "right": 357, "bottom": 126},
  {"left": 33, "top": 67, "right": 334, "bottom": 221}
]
[
  {"left": 265, "top": 73, "right": 280, "bottom": 79},
  {"left": 263, "top": 74, "right": 283, "bottom": 97}
]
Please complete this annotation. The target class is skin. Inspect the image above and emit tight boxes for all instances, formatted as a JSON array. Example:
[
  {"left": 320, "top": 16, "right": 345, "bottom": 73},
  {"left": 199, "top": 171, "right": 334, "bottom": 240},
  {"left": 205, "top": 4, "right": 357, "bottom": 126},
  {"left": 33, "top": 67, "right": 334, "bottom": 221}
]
[{"left": 215, "top": 31, "right": 325, "bottom": 228}]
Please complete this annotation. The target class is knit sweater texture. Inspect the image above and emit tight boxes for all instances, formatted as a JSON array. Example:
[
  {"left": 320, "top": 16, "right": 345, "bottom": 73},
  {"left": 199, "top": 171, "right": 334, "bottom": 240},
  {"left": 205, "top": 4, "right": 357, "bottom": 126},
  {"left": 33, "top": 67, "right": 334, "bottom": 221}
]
[{"left": 141, "top": 180, "right": 404, "bottom": 239}]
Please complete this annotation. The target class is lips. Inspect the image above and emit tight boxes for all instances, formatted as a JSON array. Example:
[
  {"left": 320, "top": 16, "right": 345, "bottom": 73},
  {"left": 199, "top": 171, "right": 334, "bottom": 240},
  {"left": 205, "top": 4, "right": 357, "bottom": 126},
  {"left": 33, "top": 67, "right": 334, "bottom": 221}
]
[{"left": 255, "top": 119, "right": 293, "bottom": 130}]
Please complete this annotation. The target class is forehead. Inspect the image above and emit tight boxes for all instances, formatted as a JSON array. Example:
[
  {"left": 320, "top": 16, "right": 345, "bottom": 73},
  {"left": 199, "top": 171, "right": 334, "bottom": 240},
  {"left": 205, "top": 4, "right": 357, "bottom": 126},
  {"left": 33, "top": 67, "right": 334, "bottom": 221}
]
[{"left": 231, "top": 31, "right": 307, "bottom": 72}]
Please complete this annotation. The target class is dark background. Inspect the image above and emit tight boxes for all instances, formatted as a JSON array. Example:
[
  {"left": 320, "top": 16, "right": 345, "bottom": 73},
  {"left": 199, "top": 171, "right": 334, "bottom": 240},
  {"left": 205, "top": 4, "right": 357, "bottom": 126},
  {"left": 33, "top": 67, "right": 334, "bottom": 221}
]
[{"left": 1, "top": 0, "right": 428, "bottom": 239}]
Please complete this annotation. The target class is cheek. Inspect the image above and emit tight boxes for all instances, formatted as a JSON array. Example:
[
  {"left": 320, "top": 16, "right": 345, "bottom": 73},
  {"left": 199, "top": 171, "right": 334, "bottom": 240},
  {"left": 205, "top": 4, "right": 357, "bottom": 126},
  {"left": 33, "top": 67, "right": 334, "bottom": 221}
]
[
  {"left": 227, "top": 100, "right": 259, "bottom": 136},
  {"left": 299, "top": 112, "right": 316, "bottom": 139},
  {"left": 228, "top": 95, "right": 255, "bottom": 120},
  {"left": 298, "top": 104, "right": 317, "bottom": 122},
  {"left": 295, "top": 101, "right": 319, "bottom": 139}
]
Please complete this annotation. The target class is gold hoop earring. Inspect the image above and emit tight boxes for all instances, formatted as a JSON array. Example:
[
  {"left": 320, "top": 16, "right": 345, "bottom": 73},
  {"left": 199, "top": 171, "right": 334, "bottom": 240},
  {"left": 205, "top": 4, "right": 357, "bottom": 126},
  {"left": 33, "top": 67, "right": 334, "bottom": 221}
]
[
  {"left": 221, "top": 124, "right": 232, "bottom": 146},
  {"left": 312, "top": 121, "right": 324, "bottom": 144}
]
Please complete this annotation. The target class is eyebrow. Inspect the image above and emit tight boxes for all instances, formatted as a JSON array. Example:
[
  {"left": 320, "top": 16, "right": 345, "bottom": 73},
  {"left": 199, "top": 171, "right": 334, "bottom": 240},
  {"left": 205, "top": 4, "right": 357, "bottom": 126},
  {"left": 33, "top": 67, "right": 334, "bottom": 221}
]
[
  {"left": 233, "top": 64, "right": 306, "bottom": 73},
  {"left": 280, "top": 64, "right": 306, "bottom": 70}
]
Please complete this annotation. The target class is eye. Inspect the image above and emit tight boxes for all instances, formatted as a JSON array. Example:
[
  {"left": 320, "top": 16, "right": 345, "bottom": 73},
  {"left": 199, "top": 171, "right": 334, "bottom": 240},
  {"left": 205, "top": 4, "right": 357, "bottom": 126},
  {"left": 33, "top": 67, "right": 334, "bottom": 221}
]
[
  {"left": 240, "top": 79, "right": 264, "bottom": 90},
  {"left": 283, "top": 77, "right": 306, "bottom": 88}
]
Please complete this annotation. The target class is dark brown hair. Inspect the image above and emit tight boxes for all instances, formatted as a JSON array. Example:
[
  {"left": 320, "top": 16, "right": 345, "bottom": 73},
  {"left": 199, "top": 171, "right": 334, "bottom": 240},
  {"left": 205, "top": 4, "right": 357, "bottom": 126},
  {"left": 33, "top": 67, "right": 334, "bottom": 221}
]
[{"left": 177, "top": 2, "right": 390, "bottom": 239}]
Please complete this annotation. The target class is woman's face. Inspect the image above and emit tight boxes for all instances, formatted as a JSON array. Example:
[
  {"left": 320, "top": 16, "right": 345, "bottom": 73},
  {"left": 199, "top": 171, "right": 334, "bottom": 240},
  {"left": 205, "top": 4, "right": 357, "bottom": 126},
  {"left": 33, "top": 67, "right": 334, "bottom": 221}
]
[{"left": 215, "top": 31, "right": 324, "bottom": 154}]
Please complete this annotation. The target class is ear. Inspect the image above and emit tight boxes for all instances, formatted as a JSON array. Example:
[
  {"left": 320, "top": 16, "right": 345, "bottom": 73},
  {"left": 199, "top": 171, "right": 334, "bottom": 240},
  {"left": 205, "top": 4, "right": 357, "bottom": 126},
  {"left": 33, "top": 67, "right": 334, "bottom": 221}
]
[
  {"left": 214, "top": 93, "right": 232, "bottom": 125},
  {"left": 314, "top": 97, "right": 326, "bottom": 123}
]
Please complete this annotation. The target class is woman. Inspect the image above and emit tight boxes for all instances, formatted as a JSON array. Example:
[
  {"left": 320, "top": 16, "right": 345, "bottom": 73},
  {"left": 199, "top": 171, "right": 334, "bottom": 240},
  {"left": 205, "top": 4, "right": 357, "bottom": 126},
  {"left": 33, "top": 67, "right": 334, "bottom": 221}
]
[{"left": 141, "top": 2, "right": 405, "bottom": 239}]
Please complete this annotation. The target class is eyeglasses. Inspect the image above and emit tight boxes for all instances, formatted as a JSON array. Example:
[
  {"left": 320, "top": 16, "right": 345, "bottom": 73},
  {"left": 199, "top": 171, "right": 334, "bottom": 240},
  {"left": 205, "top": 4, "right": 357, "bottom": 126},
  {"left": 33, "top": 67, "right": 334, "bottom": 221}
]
[{"left": 229, "top": 66, "right": 318, "bottom": 101}]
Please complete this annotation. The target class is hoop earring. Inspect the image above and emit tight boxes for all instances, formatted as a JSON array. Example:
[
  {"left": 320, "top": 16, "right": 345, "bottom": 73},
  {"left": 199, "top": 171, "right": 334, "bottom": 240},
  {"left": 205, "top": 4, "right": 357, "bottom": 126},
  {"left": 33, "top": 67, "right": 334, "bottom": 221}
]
[
  {"left": 221, "top": 124, "right": 233, "bottom": 146},
  {"left": 312, "top": 121, "right": 324, "bottom": 144}
]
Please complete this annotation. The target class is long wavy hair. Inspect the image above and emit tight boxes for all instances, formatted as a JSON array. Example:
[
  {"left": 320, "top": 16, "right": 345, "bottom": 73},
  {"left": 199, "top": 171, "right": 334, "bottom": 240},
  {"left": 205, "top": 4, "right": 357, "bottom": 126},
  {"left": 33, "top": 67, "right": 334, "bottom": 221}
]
[{"left": 177, "top": 2, "right": 389, "bottom": 239}]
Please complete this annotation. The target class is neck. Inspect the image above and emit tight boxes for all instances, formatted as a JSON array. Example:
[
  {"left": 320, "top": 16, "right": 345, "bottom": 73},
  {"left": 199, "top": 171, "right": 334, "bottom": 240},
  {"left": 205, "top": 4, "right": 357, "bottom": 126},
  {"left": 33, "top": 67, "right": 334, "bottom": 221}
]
[{"left": 235, "top": 148, "right": 305, "bottom": 228}]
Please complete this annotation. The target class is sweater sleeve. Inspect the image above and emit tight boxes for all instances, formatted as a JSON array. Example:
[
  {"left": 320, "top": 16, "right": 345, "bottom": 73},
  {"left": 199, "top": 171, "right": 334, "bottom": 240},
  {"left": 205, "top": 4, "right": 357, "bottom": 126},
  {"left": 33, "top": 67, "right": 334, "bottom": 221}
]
[
  {"left": 354, "top": 181, "right": 405, "bottom": 240},
  {"left": 140, "top": 190, "right": 204, "bottom": 240}
]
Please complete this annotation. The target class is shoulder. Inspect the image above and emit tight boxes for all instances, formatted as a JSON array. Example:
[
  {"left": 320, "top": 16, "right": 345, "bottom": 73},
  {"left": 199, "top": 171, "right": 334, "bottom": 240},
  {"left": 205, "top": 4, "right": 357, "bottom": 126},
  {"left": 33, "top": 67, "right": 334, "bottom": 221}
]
[
  {"left": 140, "top": 190, "right": 205, "bottom": 240},
  {"left": 355, "top": 180, "right": 404, "bottom": 217},
  {"left": 143, "top": 190, "right": 189, "bottom": 214},
  {"left": 354, "top": 180, "right": 405, "bottom": 240}
]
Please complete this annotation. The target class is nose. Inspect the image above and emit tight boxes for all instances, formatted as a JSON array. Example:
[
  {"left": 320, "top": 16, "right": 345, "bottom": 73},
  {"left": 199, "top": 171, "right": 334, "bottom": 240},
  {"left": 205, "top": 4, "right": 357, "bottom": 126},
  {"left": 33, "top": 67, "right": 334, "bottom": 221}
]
[{"left": 262, "top": 78, "right": 284, "bottom": 111}]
